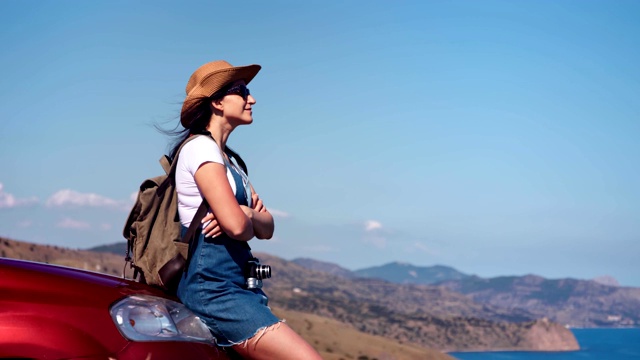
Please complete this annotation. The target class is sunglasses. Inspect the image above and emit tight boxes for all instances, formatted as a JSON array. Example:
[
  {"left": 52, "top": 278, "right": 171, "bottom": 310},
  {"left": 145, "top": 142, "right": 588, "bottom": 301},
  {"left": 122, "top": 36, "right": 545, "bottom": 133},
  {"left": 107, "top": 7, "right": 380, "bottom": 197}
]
[{"left": 224, "top": 84, "right": 251, "bottom": 100}]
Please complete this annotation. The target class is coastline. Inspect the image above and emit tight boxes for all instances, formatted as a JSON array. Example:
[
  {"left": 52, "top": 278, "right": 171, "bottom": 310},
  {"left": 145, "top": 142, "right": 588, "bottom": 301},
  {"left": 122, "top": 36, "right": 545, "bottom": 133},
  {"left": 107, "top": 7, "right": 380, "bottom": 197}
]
[{"left": 449, "top": 328, "right": 640, "bottom": 356}]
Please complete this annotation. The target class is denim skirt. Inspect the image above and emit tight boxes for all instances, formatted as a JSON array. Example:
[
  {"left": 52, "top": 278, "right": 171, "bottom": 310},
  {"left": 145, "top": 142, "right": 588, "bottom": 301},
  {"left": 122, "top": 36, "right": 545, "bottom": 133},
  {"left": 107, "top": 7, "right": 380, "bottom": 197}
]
[{"left": 177, "top": 227, "right": 279, "bottom": 346}]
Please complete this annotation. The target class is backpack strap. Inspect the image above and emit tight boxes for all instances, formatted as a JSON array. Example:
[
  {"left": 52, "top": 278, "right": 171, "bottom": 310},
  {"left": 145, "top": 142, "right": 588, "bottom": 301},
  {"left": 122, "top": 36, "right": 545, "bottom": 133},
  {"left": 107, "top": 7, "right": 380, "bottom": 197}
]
[{"left": 183, "top": 201, "right": 208, "bottom": 270}]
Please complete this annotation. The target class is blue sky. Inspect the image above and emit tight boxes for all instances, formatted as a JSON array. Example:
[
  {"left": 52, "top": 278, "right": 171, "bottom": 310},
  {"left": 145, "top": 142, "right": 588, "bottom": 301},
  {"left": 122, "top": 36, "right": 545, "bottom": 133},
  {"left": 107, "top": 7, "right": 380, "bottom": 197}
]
[{"left": 1, "top": 1, "right": 639, "bottom": 286}]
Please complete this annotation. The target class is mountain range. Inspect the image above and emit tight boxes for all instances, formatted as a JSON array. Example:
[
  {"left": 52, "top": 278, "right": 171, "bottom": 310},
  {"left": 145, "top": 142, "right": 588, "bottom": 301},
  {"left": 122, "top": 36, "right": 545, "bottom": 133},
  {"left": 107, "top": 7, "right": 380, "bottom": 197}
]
[
  {"left": 292, "top": 258, "right": 470, "bottom": 285},
  {"left": 293, "top": 258, "right": 640, "bottom": 328},
  {"left": 9, "top": 238, "right": 639, "bottom": 354}
]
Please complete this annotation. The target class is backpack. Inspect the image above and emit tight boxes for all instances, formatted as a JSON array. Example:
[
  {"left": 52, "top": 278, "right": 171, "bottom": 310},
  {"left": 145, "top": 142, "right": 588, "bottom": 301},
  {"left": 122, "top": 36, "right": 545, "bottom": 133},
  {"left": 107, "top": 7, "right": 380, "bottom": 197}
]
[{"left": 122, "top": 134, "right": 209, "bottom": 293}]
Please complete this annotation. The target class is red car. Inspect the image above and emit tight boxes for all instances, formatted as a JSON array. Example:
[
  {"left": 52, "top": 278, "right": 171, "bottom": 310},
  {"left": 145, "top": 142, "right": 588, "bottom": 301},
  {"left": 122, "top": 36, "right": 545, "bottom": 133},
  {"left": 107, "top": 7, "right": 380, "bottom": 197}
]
[{"left": 0, "top": 257, "right": 230, "bottom": 359}]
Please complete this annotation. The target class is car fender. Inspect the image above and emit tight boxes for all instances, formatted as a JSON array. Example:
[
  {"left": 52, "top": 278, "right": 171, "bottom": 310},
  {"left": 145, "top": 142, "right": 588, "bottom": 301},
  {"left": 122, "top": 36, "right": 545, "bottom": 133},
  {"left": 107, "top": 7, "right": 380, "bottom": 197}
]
[{"left": 0, "top": 313, "right": 117, "bottom": 358}]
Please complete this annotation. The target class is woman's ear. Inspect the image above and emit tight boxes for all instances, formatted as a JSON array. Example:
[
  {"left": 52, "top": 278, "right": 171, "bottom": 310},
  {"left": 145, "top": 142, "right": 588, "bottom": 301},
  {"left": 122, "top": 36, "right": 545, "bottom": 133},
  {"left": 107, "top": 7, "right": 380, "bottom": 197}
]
[{"left": 210, "top": 99, "right": 224, "bottom": 113}]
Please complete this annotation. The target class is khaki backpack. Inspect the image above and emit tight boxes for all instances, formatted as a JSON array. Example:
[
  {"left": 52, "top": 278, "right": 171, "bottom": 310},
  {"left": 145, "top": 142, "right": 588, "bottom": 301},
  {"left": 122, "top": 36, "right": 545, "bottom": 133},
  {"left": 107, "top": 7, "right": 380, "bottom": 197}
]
[{"left": 123, "top": 134, "right": 209, "bottom": 293}]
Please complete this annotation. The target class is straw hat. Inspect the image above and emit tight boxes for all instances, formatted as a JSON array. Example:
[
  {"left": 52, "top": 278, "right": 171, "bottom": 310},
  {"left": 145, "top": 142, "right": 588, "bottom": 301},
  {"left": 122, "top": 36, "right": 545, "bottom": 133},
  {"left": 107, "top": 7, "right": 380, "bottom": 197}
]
[{"left": 181, "top": 60, "right": 261, "bottom": 127}]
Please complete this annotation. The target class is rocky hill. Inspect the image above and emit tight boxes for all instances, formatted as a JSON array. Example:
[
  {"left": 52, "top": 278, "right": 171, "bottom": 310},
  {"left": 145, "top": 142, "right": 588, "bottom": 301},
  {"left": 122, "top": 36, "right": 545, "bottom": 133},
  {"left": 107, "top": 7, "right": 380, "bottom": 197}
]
[{"left": 437, "top": 275, "right": 640, "bottom": 328}]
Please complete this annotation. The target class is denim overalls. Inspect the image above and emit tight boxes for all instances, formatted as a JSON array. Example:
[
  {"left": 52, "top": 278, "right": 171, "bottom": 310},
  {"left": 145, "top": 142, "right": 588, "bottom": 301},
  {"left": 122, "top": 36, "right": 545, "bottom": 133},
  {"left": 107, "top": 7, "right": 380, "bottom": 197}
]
[{"left": 177, "top": 160, "right": 279, "bottom": 346}]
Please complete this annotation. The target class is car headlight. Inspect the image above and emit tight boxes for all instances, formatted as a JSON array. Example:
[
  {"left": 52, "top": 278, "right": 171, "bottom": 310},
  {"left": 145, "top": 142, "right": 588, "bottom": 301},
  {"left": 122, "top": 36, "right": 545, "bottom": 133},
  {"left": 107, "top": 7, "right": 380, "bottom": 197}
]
[{"left": 110, "top": 295, "right": 214, "bottom": 343}]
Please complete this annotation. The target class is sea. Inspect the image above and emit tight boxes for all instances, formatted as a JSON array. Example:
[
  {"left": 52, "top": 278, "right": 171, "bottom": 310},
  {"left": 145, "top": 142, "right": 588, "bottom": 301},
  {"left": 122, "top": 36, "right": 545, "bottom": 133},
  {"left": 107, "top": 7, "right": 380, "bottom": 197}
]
[{"left": 449, "top": 328, "right": 640, "bottom": 360}]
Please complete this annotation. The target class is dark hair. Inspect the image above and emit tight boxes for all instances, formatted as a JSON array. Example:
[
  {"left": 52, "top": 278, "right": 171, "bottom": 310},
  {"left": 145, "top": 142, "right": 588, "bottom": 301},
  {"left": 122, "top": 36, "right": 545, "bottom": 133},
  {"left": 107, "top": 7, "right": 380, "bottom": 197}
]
[{"left": 157, "top": 84, "right": 248, "bottom": 174}]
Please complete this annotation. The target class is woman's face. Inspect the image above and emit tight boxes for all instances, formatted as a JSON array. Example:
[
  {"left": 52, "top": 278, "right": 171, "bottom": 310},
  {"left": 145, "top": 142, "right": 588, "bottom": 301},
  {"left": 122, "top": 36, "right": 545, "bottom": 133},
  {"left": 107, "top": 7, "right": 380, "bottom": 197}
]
[{"left": 218, "top": 80, "right": 256, "bottom": 126}]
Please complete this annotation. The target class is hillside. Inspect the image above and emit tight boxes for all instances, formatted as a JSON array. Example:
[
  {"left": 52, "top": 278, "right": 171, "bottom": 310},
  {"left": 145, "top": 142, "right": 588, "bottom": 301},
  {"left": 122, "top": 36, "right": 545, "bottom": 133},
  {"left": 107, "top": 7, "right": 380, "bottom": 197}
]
[
  {"left": 0, "top": 237, "right": 125, "bottom": 276},
  {"left": 273, "top": 308, "right": 454, "bottom": 360},
  {"left": 257, "top": 253, "right": 577, "bottom": 352},
  {"left": 438, "top": 275, "right": 640, "bottom": 328},
  {"left": 296, "top": 257, "right": 640, "bottom": 329}
]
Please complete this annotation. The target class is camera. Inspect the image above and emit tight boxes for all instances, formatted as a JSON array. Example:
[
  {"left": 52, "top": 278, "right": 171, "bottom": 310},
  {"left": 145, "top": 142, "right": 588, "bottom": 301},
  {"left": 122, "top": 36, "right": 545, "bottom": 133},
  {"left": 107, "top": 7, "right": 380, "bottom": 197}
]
[{"left": 245, "top": 257, "right": 271, "bottom": 289}]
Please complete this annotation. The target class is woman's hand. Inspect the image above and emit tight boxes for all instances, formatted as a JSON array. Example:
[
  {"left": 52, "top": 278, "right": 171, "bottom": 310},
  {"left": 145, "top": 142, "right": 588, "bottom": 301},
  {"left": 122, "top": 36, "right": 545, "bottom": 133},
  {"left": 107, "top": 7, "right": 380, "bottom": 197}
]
[
  {"left": 244, "top": 185, "right": 274, "bottom": 240},
  {"left": 251, "top": 192, "right": 267, "bottom": 213},
  {"left": 201, "top": 212, "right": 222, "bottom": 238}
]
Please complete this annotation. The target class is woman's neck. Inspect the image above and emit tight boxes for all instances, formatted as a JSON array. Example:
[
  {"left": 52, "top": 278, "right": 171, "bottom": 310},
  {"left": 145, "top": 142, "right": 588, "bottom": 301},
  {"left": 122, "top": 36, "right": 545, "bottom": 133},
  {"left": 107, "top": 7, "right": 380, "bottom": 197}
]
[{"left": 206, "top": 119, "right": 233, "bottom": 151}]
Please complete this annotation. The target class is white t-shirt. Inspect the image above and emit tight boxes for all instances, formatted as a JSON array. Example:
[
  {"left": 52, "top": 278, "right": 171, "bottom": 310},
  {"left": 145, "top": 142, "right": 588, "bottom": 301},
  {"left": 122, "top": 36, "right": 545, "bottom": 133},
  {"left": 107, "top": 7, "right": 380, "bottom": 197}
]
[{"left": 175, "top": 136, "right": 250, "bottom": 227}]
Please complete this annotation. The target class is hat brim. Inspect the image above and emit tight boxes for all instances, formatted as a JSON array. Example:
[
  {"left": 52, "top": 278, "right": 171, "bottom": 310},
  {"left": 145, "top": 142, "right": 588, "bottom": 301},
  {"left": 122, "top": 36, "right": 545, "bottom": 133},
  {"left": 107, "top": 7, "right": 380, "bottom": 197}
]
[{"left": 181, "top": 64, "right": 261, "bottom": 126}]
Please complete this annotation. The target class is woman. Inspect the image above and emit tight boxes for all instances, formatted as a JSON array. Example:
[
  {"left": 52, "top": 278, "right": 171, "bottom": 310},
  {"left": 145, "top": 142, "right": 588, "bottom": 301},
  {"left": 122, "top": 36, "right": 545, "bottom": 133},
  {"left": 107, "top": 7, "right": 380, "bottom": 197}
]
[{"left": 170, "top": 60, "right": 322, "bottom": 360}]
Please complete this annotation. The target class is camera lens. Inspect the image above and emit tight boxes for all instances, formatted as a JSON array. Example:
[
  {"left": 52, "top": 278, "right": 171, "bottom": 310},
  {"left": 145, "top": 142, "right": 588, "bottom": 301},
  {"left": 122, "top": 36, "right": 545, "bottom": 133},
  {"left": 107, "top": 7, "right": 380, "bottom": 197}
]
[{"left": 256, "top": 265, "right": 271, "bottom": 279}]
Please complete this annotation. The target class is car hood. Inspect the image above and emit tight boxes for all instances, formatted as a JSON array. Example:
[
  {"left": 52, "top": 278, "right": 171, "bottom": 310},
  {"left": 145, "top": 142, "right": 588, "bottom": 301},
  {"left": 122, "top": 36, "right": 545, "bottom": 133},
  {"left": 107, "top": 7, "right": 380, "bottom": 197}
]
[{"left": 0, "top": 257, "right": 171, "bottom": 308}]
